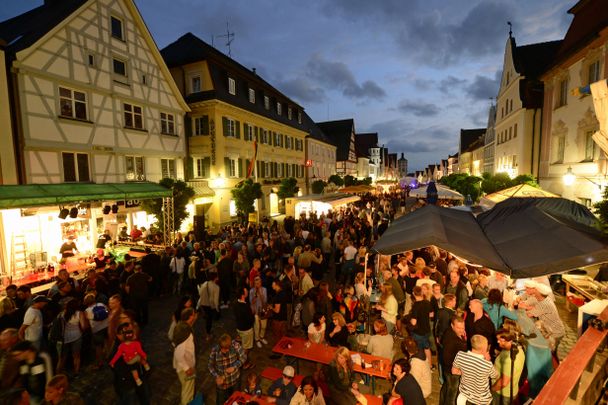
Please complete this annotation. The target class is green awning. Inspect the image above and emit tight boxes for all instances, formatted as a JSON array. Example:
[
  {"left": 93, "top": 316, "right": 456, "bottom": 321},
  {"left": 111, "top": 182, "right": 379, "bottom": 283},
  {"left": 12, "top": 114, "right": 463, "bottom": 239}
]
[{"left": 0, "top": 183, "right": 172, "bottom": 209}]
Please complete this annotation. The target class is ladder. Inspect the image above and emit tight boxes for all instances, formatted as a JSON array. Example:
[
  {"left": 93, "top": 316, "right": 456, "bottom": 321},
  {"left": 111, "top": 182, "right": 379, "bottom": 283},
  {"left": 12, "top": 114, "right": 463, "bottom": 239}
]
[{"left": 11, "top": 233, "right": 28, "bottom": 281}]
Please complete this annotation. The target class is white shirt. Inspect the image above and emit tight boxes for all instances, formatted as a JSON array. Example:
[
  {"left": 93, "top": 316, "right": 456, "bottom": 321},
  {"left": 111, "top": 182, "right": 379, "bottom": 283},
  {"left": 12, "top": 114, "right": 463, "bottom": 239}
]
[
  {"left": 307, "top": 322, "right": 326, "bottom": 343},
  {"left": 23, "top": 307, "right": 43, "bottom": 344},
  {"left": 198, "top": 281, "right": 220, "bottom": 311},
  {"left": 344, "top": 245, "right": 357, "bottom": 261},
  {"left": 173, "top": 333, "right": 195, "bottom": 372},
  {"left": 85, "top": 303, "right": 110, "bottom": 334},
  {"left": 170, "top": 257, "right": 186, "bottom": 275}
]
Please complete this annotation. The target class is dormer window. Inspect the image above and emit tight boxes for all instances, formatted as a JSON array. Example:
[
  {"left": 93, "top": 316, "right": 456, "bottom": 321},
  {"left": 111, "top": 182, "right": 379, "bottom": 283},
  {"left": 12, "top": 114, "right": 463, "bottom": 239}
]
[
  {"left": 249, "top": 88, "right": 255, "bottom": 103},
  {"left": 264, "top": 96, "right": 270, "bottom": 110},
  {"left": 588, "top": 60, "right": 600, "bottom": 85},
  {"left": 277, "top": 102, "right": 282, "bottom": 115},
  {"left": 228, "top": 77, "right": 236, "bottom": 95},
  {"left": 298, "top": 110, "right": 302, "bottom": 124},
  {"left": 191, "top": 76, "right": 201, "bottom": 93},
  {"left": 111, "top": 16, "right": 124, "bottom": 41},
  {"left": 287, "top": 107, "right": 292, "bottom": 120}
]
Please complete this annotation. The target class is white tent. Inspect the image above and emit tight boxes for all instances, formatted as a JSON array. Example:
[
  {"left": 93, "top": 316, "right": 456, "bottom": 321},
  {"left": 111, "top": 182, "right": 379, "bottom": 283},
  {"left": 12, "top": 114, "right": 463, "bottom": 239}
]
[{"left": 409, "top": 184, "right": 464, "bottom": 201}]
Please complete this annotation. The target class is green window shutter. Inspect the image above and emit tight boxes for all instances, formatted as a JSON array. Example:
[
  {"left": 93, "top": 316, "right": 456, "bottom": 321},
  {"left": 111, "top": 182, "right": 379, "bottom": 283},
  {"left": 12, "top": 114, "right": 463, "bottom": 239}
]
[
  {"left": 204, "top": 157, "right": 211, "bottom": 178},
  {"left": 260, "top": 161, "right": 265, "bottom": 178},
  {"left": 256, "top": 161, "right": 261, "bottom": 178},
  {"left": 238, "top": 158, "right": 243, "bottom": 178},
  {"left": 280, "top": 134, "right": 284, "bottom": 147},
  {"left": 245, "top": 159, "right": 250, "bottom": 177},
  {"left": 235, "top": 121, "right": 241, "bottom": 139},
  {"left": 222, "top": 117, "right": 229, "bottom": 137},
  {"left": 202, "top": 115, "right": 209, "bottom": 135},
  {"left": 254, "top": 126, "right": 259, "bottom": 142},
  {"left": 243, "top": 123, "right": 249, "bottom": 140},
  {"left": 224, "top": 157, "right": 230, "bottom": 177},
  {"left": 292, "top": 164, "right": 296, "bottom": 177},
  {"left": 273, "top": 132, "right": 277, "bottom": 146},
  {"left": 187, "top": 157, "right": 194, "bottom": 179},
  {"left": 274, "top": 162, "right": 278, "bottom": 177}
]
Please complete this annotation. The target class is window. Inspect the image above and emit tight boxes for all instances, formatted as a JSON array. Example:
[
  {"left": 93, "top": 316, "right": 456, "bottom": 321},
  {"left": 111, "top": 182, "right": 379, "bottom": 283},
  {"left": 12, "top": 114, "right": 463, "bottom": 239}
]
[
  {"left": 286, "top": 136, "right": 292, "bottom": 149},
  {"left": 229, "top": 200, "right": 238, "bottom": 217},
  {"left": 228, "top": 77, "right": 236, "bottom": 95},
  {"left": 124, "top": 103, "right": 144, "bottom": 129},
  {"left": 287, "top": 107, "right": 292, "bottom": 120},
  {"left": 126, "top": 156, "right": 145, "bottom": 181},
  {"left": 555, "top": 136, "right": 565, "bottom": 163},
  {"left": 113, "top": 58, "right": 127, "bottom": 77},
  {"left": 195, "top": 157, "right": 210, "bottom": 178},
  {"left": 588, "top": 61, "right": 600, "bottom": 85},
  {"left": 557, "top": 79, "right": 568, "bottom": 107},
  {"left": 111, "top": 16, "right": 123, "bottom": 40},
  {"left": 585, "top": 131, "right": 597, "bottom": 161},
  {"left": 161, "top": 158, "right": 176, "bottom": 179},
  {"left": 191, "top": 76, "right": 201, "bottom": 93},
  {"left": 298, "top": 110, "right": 302, "bottom": 124},
  {"left": 62, "top": 152, "right": 90, "bottom": 182},
  {"left": 249, "top": 88, "right": 255, "bottom": 103},
  {"left": 59, "top": 87, "right": 87, "bottom": 120},
  {"left": 223, "top": 117, "right": 237, "bottom": 137},
  {"left": 508, "top": 127, "right": 512, "bottom": 140},
  {"left": 265, "top": 162, "right": 272, "bottom": 178},
  {"left": 514, "top": 124, "right": 517, "bottom": 138},
  {"left": 262, "top": 129, "right": 269, "bottom": 144},
  {"left": 509, "top": 99, "right": 513, "bottom": 113},
  {"left": 244, "top": 123, "right": 255, "bottom": 141},
  {"left": 141, "top": 74, "right": 148, "bottom": 85},
  {"left": 277, "top": 162, "right": 284, "bottom": 177},
  {"left": 160, "top": 112, "right": 175, "bottom": 135},
  {"left": 264, "top": 96, "right": 270, "bottom": 110},
  {"left": 277, "top": 102, "right": 282, "bottom": 115},
  {"left": 194, "top": 116, "right": 209, "bottom": 136},
  {"left": 87, "top": 53, "right": 96, "bottom": 68},
  {"left": 227, "top": 158, "right": 237, "bottom": 177}
]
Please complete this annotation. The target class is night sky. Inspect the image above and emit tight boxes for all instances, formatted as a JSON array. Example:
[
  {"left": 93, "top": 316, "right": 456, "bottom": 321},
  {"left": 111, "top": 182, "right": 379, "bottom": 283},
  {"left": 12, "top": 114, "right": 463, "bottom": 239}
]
[{"left": 0, "top": 0, "right": 574, "bottom": 170}]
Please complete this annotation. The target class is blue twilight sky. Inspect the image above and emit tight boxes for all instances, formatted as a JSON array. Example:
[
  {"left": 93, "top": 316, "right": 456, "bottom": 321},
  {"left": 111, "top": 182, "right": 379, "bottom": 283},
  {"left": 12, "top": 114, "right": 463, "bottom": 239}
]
[{"left": 0, "top": 0, "right": 574, "bottom": 171}]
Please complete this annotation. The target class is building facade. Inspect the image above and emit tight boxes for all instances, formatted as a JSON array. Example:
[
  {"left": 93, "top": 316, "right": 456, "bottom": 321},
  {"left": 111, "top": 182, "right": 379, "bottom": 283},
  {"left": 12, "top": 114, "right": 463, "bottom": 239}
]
[
  {"left": 161, "top": 33, "right": 308, "bottom": 227},
  {"left": 494, "top": 35, "right": 561, "bottom": 179},
  {"left": 317, "top": 119, "right": 358, "bottom": 176},
  {"left": 539, "top": 0, "right": 608, "bottom": 206},
  {"left": 483, "top": 104, "right": 496, "bottom": 175},
  {"left": 398, "top": 153, "right": 408, "bottom": 178}
]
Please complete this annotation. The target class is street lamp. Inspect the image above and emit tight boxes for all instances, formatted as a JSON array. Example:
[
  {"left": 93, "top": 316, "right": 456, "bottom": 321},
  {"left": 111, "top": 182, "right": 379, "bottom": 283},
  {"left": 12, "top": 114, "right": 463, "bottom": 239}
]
[{"left": 563, "top": 166, "right": 602, "bottom": 189}]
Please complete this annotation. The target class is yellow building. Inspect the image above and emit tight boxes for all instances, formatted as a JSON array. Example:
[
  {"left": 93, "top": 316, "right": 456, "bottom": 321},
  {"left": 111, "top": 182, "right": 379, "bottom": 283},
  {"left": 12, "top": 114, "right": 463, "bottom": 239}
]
[
  {"left": 162, "top": 33, "right": 309, "bottom": 229},
  {"left": 0, "top": 42, "right": 18, "bottom": 185}
]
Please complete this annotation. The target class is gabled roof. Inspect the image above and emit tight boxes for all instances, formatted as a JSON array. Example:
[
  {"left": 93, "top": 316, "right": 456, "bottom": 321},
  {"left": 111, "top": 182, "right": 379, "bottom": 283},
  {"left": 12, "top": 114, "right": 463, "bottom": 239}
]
[
  {"left": 555, "top": 0, "right": 608, "bottom": 66},
  {"left": 316, "top": 119, "right": 355, "bottom": 162},
  {"left": 355, "top": 133, "right": 378, "bottom": 158},
  {"left": 513, "top": 39, "right": 563, "bottom": 79},
  {"left": 301, "top": 112, "right": 334, "bottom": 146},
  {"left": 0, "top": 0, "right": 87, "bottom": 54},
  {"left": 161, "top": 33, "right": 307, "bottom": 132},
  {"left": 459, "top": 128, "right": 485, "bottom": 154}
]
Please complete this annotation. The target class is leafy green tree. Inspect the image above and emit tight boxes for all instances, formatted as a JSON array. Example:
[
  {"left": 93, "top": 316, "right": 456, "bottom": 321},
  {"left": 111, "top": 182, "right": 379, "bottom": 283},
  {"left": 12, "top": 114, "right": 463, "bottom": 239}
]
[
  {"left": 481, "top": 172, "right": 512, "bottom": 194},
  {"left": 231, "top": 179, "right": 262, "bottom": 218},
  {"left": 440, "top": 173, "right": 482, "bottom": 202},
  {"left": 594, "top": 187, "right": 608, "bottom": 231},
  {"left": 311, "top": 180, "right": 326, "bottom": 194},
  {"left": 344, "top": 175, "right": 356, "bottom": 186},
  {"left": 512, "top": 174, "right": 539, "bottom": 187},
  {"left": 277, "top": 177, "right": 299, "bottom": 200},
  {"left": 328, "top": 174, "right": 344, "bottom": 186},
  {"left": 141, "top": 178, "right": 195, "bottom": 232},
  {"left": 360, "top": 177, "right": 373, "bottom": 185}
]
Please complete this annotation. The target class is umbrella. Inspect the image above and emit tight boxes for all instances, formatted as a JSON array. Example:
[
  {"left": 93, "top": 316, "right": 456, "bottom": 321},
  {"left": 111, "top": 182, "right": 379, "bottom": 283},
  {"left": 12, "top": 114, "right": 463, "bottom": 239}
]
[
  {"left": 373, "top": 197, "right": 608, "bottom": 278},
  {"left": 479, "top": 184, "right": 558, "bottom": 210},
  {"left": 409, "top": 184, "right": 464, "bottom": 201}
]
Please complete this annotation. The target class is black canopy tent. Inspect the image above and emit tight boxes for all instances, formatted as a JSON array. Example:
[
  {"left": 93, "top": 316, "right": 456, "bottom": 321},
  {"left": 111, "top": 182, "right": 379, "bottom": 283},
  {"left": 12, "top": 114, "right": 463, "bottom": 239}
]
[{"left": 373, "top": 198, "right": 608, "bottom": 279}]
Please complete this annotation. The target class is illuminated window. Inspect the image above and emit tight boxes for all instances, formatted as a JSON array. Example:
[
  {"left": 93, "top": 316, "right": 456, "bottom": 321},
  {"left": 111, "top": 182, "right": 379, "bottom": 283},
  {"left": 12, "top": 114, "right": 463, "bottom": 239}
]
[
  {"left": 124, "top": 103, "right": 143, "bottom": 129},
  {"left": 161, "top": 158, "right": 176, "bottom": 179},
  {"left": 126, "top": 156, "right": 145, "bottom": 181}
]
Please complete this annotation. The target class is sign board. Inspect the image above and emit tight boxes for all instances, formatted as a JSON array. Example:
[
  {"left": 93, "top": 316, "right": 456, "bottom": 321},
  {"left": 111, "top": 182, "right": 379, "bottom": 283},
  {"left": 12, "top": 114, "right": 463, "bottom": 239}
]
[{"left": 248, "top": 212, "right": 257, "bottom": 223}]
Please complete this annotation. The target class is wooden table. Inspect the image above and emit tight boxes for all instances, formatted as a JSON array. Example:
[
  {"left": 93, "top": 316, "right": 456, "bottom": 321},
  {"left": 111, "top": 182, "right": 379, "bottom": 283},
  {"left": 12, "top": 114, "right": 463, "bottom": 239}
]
[
  {"left": 562, "top": 275, "right": 608, "bottom": 311},
  {"left": 272, "top": 336, "right": 391, "bottom": 393},
  {"left": 224, "top": 391, "right": 274, "bottom": 405}
]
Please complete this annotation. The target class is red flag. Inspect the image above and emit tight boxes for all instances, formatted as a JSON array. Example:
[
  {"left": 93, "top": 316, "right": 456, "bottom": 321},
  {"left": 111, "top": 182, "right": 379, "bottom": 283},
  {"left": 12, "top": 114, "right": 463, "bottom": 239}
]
[{"left": 247, "top": 140, "right": 258, "bottom": 178}]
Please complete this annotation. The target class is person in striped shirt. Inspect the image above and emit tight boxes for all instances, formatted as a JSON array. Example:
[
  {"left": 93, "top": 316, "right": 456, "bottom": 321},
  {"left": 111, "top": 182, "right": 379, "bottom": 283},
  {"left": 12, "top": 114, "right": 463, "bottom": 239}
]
[{"left": 452, "top": 334, "right": 498, "bottom": 405}]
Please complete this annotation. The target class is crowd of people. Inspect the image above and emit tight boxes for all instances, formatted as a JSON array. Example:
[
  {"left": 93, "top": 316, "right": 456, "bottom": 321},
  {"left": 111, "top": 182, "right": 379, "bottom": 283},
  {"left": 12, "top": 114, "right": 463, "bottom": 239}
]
[{"left": 0, "top": 190, "right": 569, "bottom": 405}]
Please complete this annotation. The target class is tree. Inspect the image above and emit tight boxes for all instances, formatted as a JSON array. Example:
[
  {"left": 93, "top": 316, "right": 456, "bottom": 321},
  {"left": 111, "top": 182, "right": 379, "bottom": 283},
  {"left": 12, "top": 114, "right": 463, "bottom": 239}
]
[
  {"left": 141, "top": 178, "right": 195, "bottom": 232},
  {"left": 594, "top": 187, "right": 608, "bottom": 231},
  {"left": 481, "top": 172, "right": 512, "bottom": 194},
  {"left": 231, "top": 179, "right": 262, "bottom": 219},
  {"left": 311, "top": 180, "right": 326, "bottom": 194},
  {"left": 360, "top": 177, "right": 372, "bottom": 186},
  {"left": 328, "top": 174, "right": 344, "bottom": 187},
  {"left": 277, "top": 177, "right": 299, "bottom": 200},
  {"left": 439, "top": 173, "right": 482, "bottom": 202},
  {"left": 344, "top": 175, "right": 356, "bottom": 187}
]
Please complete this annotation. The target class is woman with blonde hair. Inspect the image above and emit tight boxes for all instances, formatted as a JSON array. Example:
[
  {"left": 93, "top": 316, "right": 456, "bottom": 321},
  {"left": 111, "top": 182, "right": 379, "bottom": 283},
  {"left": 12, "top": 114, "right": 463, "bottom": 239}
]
[
  {"left": 366, "top": 319, "right": 394, "bottom": 359},
  {"left": 375, "top": 282, "right": 398, "bottom": 333},
  {"left": 327, "top": 347, "right": 363, "bottom": 405},
  {"left": 328, "top": 312, "right": 349, "bottom": 347},
  {"left": 354, "top": 273, "right": 371, "bottom": 299}
]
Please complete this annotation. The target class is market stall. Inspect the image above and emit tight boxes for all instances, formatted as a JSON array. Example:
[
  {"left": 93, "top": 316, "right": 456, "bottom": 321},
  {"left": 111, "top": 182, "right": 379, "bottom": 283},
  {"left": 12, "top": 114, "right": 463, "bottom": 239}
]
[
  {"left": 479, "top": 184, "right": 559, "bottom": 210},
  {"left": 0, "top": 182, "right": 172, "bottom": 288},
  {"left": 285, "top": 193, "right": 360, "bottom": 218}
]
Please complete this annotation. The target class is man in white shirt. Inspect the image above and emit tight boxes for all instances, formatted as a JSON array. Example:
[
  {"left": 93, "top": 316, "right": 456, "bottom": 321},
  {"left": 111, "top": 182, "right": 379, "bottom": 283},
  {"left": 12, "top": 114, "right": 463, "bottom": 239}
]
[
  {"left": 173, "top": 307, "right": 197, "bottom": 405},
  {"left": 18, "top": 296, "right": 49, "bottom": 350},
  {"left": 197, "top": 271, "right": 220, "bottom": 341}
]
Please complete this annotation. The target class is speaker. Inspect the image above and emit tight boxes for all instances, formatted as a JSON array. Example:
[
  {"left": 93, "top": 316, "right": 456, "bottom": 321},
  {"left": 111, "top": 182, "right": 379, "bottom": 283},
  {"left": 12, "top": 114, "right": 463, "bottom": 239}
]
[
  {"left": 102, "top": 205, "right": 111, "bottom": 215},
  {"left": 111, "top": 204, "right": 119, "bottom": 214},
  {"left": 193, "top": 215, "right": 205, "bottom": 242},
  {"left": 58, "top": 208, "right": 69, "bottom": 219}
]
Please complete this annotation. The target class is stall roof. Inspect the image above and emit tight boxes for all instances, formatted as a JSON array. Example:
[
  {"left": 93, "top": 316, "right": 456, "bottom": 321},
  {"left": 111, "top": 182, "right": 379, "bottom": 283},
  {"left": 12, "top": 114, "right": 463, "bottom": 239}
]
[
  {"left": 479, "top": 184, "right": 558, "bottom": 209},
  {"left": 410, "top": 184, "right": 464, "bottom": 201},
  {"left": 292, "top": 193, "right": 360, "bottom": 206},
  {"left": 374, "top": 197, "right": 608, "bottom": 278},
  {"left": 0, "top": 183, "right": 172, "bottom": 209}
]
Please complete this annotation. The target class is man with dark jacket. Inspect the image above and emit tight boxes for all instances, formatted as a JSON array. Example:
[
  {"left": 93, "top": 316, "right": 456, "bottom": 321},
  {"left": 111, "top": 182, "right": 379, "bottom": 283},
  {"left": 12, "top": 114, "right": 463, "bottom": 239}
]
[
  {"left": 233, "top": 286, "right": 255, "bottom": 370},
  {"left": 439, "top": 316, "right": 467, "bottom": 405}
]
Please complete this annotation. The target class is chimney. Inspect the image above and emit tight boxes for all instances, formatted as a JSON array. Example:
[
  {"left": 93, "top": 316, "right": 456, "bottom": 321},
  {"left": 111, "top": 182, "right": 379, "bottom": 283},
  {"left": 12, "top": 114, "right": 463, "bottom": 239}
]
[{"left": 252, "top": 67, "right": 256, "bottom": 75}]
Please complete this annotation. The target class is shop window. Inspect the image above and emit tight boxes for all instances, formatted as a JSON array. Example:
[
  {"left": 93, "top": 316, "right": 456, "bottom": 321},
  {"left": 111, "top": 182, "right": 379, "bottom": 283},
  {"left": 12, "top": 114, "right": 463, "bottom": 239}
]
[
  {"left": 160, "top": 112, "right": 175, "bottom": 135},
  {"left": 126, "top": 156, "right": 145, "bottom": 181},
  {"left": 194, "top": 116, "right": 209, "bottom": 136},
  {"left": 124, "top": 103, "right": 144, "bottom": 129},
  {"left": 111, "top": 16, "right": 124, "bottom": 40},
  {"left": 59, "top": 87, "right": 87, "bottom": 120},
  {"left": 161, "top": 158, "right": 176, "bottom": 179},
  {"left": 62, "top": 152, "right": 90, "bottom": 183}
]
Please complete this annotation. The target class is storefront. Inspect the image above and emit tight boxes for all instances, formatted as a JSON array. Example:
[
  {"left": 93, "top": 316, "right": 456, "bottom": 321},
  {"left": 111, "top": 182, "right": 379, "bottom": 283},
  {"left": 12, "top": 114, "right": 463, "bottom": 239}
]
[
  {"left": 0, "top": 183, "right": 172, "bottom": 288},
  {"left": 285, "top": 193, "right": 360, "bottom": 218}
]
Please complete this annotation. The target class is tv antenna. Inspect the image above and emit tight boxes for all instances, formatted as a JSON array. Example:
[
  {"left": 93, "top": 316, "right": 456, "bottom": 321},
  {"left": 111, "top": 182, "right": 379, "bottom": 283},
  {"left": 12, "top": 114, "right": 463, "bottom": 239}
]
[{"left": 214, "top": 21, "right": 235, "bottom": 58}]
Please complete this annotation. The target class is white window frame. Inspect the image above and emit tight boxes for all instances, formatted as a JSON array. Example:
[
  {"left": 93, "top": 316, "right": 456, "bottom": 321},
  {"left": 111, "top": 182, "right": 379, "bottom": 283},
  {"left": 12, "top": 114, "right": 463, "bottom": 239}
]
[
  {"left": 246, "top": 124, "right": 254, "bottom": 141},
  {"left": 59, "top": 87, "right": 88, "bottom": 120},
  {"left": 262, "top": 129, "right": 269, "bottom": 144},
  {"left": 287, "top": 107, "right": 292, "bottom": 120},
  {"left": 557, "top": 79, "right": 568, "bottom": 107},
  {"left": 228, "top": 77, "right": 236, "bottom": 95},
  {"left": 124, "top": 103, "right": 144, "bottom": 129},
  {"left": 161, "top": 158, "right": 176, "bottom": 179},
  {"left": 585, "top": 131, "right": 598, "bottom": 161},
  {"left": 227, "top": 158, "right": 238, "bottom": 177},
  {"left": 286, "top": 137, "right": 292, "bottom": 149},
  {"left": 226, "top": 118, "right": 237, "bottom": 137},
  {"left": 264, "top": 96, "right": 270, "bottom": 110},
  {"left": 195, "top": 157, "right": 209, "bottom": 178},
  {"left": 194, "top": 116, "right": 208, "bottom": 136},
  {"left": 277, "top": 102, "right": 282, "bottom": 115},
  {"left": 265, "top": 162, "right": 272, "bottom": 178},
  {"left": 110, "top": 15, "right": 124, "bottom": 41},
  {"left": 160, "top": 112, "right": 175, "bottom": 135},
  {"left": 277, "top": 163, "right": 284, "bottom": 177},
  {"left": 286, "top": 164, "right": 292, "bottom": 177},
  {"left": 588, "top": 60, "right": 600, "bottom": 85},
  {"left": 126, "top": 156, "right": 146, "bottom": 181},
  {"left": 249, "top": 88, "right": 255, "bottom": 103},
  {"left": 191, "top": 76, "right": 201, "bottom": 93},
  {"left": 62, "top": 152, "right": 90, "bottom": 183}
]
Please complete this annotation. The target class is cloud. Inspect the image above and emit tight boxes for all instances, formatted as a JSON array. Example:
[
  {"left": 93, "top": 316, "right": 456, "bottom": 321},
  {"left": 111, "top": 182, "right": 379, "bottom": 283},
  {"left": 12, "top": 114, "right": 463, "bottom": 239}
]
[
  {"left": 413, "top": 79, "right": 435, "bottom": 90},
  {"left": 439, "top": 75, "right": 467, "bottom": 94},
  {"left": 397, "top": 100, "right": 440, "bottom": 117},
  {"left": 276, "top": 77, "right": 326, "bottom": 104},
  {"left": 465, "top": 72, "right": 501, "bottom": 101},
  {"left": 468, "top": 109, "right": 489, "bottom": 127},
  {"left": 306, "top": 55, "right": 386, "bottom": 100}
]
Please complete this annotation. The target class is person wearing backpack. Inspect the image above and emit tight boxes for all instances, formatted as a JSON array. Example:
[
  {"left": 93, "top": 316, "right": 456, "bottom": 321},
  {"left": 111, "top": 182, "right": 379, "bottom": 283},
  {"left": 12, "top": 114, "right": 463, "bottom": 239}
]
[
  {"left": 83, "top": 293, "right": 109, "bottom": 369},
  {"left": 55, "top": 298, "right": 88, "bottom": 375}
]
